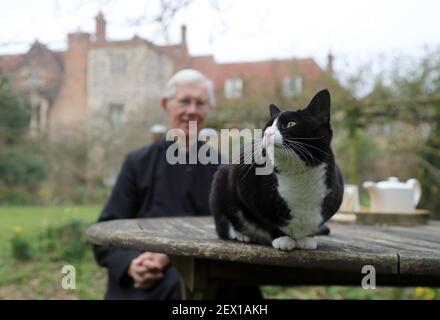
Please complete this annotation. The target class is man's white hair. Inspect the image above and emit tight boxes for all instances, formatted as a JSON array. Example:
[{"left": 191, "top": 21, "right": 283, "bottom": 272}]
[{"left": 163, "top": 69, "right": 215, "bottom": 107}]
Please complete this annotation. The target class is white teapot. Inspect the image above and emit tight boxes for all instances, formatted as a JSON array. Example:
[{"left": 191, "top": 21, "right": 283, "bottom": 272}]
[{"left": 362, "top": 177, "right": 421, "bottom": 213}]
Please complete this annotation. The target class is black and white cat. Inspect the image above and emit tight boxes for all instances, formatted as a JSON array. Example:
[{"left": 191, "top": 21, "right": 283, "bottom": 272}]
[{"left": 209, "top": 89, "right": 344, "bottom": 250}]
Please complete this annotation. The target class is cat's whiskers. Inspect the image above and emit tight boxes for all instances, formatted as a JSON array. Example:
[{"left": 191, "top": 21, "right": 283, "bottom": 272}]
[
  {"left": 293, "top": 143, "right": 322, "bottom": 168},
  {"left": 288, "top": 141, "right": 320, "bottom": 165},
  {"left": 235, "top": 139, "right": 265, "bottom": 179},
  {"left": 287, "top": 135, "right": 325, "bottom": 140},
  {"left": 233, "top": 135, "right": 327, "bottom": 178},
  {"left": 280, "top": 144, "right": 308, "bottom": 174},
  {"left": 282, "top": 145, "right": 299, "bottom": 171},
  {"left": 281, "top": 137, "right": 329, "bottom": 166},
  {"left": 287, "top": 144, "right": 312, "bottom": 171},
  {"left": 231, "top": 146, "right": 250, "bottom": 165},
  {"left": 241, "top": 154, "right": 259, "bottom": 179},
  {"left": 279, "top": 139, "right": 307, "bottom": 165},
  {"left": 298, "top": 142, "right": 330, "bottom": 156},
  {"left": 233, "top": 139, "right": 260, "bottom": 166},
  {"left": 283, "top": 138, "right": 330, "bottom": 156},
  {"left": 289, "top": 140, "right": 319, "bottom": 170}
]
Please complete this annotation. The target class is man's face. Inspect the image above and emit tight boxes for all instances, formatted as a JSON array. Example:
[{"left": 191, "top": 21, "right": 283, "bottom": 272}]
[{"left": 162, "top": 82, "right": 211, "bottom": 136}]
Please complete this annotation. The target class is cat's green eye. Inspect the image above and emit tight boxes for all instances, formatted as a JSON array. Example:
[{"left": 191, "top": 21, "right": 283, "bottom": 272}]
[{"left": 286, "top": 121, "right": 296, "bottom": 128}]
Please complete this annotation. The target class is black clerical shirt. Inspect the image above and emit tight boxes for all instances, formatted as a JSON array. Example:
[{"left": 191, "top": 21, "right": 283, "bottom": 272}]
[{"left": 93, "top": 139, "right": 220, "bottom": 300}]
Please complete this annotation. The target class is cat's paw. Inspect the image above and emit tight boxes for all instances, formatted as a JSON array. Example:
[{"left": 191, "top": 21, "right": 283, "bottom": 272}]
[
  {"left": 272, "top": 236, "right": 296, "bottom": 251},
  {"left": 236, "top": 231, "right": 251, "bottom": 243},
  {"left": 228, "top": 227, "right": 237, "bottom": 240},
  {"left": 296, "top": 237, "right": 318, "bottom": 250}
]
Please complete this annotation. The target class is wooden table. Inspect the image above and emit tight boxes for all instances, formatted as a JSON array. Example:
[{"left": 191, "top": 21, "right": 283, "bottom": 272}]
[{"left": 86, "top": 217, "right": 440, "bottom": 299}]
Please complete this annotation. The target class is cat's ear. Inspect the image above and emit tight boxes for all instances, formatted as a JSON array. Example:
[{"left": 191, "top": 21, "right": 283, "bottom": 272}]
[
  {"left": 269, "top": 104, "right": 281, "bottom": 119},
  {"left": 306, "top": 89, "right": 331, "bottom": 124}
]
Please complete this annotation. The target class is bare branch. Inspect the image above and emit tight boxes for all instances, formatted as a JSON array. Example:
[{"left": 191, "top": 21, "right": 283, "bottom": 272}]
[{"left": 107, "top": 0, "right": 193, "bottom": 43}]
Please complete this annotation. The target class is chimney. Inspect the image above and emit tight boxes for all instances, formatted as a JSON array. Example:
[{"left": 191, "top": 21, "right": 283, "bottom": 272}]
[
  {"left": 95, "top": 11, "right": 106, "bottom": 43},
  {"left": 181, "top": 25, "right": 187, "bottom": 45},
  {"left": 68, "top": 31, "right": 91, "bottom": 49},
  {"left": 327, "top": 51, "right": 334, "bottom": 75}
]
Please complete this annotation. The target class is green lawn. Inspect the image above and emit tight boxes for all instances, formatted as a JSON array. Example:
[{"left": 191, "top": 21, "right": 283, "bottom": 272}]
[
  {"left": 0, "top": 205, "right": 101, "bottom": 242},
  {"left": 0, "top": 205, "right": 106, "bottom": 299},
  {"left": 0, "top": 205, "right": 438, "bottom": 300}
]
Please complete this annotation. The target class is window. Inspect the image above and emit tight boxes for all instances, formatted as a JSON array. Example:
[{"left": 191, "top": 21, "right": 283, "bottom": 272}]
[
  {"left": 109, "top": 103, "right": 125, "bottom": 128},
  {"left": 224, "top": 78, "right": 243, "bottom": 99},
  {"left": 29, "top": 103, "right": 41, "bottom": 131},
  {"left": 26, "top": 66, "right": 42, "bottom": 86},
  {"left": 282, "top": 75, "right": 303, "bottom": 97},
  {"left": 111, "top": 54, "right": 127, "bottom": 74}
]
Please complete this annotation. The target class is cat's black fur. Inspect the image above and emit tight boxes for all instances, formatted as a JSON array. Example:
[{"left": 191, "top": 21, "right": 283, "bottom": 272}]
[{"left": 209, "top": 89, "right": 344, "bottom": 250}]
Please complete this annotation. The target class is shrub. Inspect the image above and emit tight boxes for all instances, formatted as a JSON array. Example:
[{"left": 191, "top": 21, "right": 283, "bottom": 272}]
[
  {"left": 10, "top": 227, "right": 32, "bottom": 261},
  {"left": 39, "top": 219, "right": 91, "bottom": 262},
  {"left": 0, "top": 185, "right": 34, "bottom": 204},
  {"left": 0, "top": 147, "right": 47, "bottom": 185}
]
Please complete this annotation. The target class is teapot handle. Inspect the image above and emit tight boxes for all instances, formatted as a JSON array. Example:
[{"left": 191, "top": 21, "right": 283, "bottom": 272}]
[{"left": 408, "top": 179, "right": 422, "bottom": 206}]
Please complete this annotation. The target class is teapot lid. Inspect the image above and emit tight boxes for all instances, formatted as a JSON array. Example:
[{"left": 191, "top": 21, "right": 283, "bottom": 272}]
[{"left": 376, "top": 177, "right": 411, "bottom": 189}]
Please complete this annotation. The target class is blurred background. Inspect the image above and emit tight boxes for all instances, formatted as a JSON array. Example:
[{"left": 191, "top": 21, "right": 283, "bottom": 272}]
[{"left": 0, "top": 0, "right": 439, "bottom": 299}]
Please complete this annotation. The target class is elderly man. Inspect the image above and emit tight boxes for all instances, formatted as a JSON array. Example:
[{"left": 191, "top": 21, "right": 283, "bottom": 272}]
[{"left": 93, "top": 69, "right": 261, "bottom": 300}]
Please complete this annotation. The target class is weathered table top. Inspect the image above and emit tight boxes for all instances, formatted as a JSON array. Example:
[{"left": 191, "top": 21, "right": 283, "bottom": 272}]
[{"left": 86, "top": 216, "right": 440, "bottom": 279}]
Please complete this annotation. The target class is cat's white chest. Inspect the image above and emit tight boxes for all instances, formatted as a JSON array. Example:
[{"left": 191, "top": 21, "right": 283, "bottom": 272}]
[{"left": 276, "top": 162, "right": 328, "bottom": 238}]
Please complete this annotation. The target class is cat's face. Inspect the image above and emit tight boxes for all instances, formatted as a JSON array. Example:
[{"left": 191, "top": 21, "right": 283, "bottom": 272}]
[{"left": 262, "top": 89, "right": 333, "bottom": 167}]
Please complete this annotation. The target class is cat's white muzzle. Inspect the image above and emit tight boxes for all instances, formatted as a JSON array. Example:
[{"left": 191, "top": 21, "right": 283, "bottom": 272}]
[{"left": 263, "top": 119, "right": 283, "bottom": 150}]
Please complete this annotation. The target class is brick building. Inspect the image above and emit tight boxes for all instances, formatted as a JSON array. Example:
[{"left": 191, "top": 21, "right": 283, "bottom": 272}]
[{"left": 0, "top": 12, "right": 334, "bottom": 139}]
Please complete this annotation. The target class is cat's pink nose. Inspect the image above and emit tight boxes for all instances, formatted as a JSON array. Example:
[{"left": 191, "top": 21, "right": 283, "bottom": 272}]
[{"left": 265, "top": 129, "right": 275, "bottom": 137}]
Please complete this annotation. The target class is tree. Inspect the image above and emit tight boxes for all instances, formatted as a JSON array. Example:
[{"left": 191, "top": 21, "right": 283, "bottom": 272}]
[
  {"left": 0, "top": 75, "right": 30, "bottom": 144},
  {"left": 0, "top": 75, "right": 47, "bottom": 201}
]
